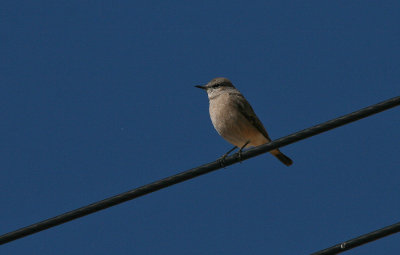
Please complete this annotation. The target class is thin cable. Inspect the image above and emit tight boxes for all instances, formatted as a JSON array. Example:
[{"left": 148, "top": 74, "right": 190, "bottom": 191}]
[
  {"left": 1, "top": 96, "right": 399, "bottom": 245},
  {"left": 311, "top": 221, "right": 400, "bottom": 255}
]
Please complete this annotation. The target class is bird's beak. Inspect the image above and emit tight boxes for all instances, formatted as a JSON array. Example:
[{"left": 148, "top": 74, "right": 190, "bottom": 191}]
[{"left": 195, "top": 85, "right": 207, "bottom": 90}]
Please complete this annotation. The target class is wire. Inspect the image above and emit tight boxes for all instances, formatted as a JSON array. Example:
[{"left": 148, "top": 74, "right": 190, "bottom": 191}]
[
  {"left": 311, "top": 221, "right": 400, "bottom": 255},
  {"left": 0, "top": 96, "right": 399, "bottom": 245}
]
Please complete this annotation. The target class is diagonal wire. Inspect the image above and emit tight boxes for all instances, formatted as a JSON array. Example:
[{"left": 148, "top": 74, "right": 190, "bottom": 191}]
[
  {"left": 0, "top": 96, "right": 399, "bottom": 246},
  {"left": 311, "top": 221, "right": 400, "bottom": 255}
]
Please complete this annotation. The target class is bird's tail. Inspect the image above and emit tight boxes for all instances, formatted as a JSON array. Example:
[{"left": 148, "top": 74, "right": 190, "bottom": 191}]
[{"left": 270, "top": 149, "right": 293, "bottom": 166}]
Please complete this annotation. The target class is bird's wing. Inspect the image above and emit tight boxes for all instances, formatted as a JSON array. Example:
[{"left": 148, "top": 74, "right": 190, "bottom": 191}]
[{"left": 232, "top": 93, "right": 272, "bottom": 141}]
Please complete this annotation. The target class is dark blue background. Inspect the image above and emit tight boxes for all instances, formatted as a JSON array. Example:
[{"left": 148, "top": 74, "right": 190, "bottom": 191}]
[{"left": 1, "top": 1, "right": 399, "bottom": 254}]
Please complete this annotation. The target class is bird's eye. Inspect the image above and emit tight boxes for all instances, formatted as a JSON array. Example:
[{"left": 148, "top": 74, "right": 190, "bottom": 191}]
[{"left": 212, "top": 84, "right": 222, "bottom": 88}]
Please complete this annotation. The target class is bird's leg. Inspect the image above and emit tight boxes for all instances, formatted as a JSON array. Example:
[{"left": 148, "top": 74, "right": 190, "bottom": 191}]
[
  {"left": 237, "top": 141, "right": 250, "bottom": 162},
  {"left": 218, "top": 146, "right": 238, "bottom": 167}
]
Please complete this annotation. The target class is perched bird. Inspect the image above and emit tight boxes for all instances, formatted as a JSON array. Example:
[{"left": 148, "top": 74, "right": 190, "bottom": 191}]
[{"left": 195, "top": 77, "right": 293, "bottom": 166}]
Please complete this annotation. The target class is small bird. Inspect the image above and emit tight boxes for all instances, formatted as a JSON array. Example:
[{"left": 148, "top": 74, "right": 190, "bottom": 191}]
[{"left": 195, "top": 77, "right": 293, "bottom": 166}]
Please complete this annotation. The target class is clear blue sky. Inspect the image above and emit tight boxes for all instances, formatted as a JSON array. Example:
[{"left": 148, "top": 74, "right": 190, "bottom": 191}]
[{"left": 1, "top": 1, "right": 399, "bottom": 254}]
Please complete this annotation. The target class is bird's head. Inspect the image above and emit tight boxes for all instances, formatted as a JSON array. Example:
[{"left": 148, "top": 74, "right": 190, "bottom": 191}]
[{"left": 195, "top": 77, "right": 236, "bottom": 98}]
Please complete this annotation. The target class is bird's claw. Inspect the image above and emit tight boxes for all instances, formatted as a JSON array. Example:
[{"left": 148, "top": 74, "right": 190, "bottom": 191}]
[
  {"left": 236, "top": 141, "right": 250, "bottom": 163},
  {"left": 236, "top": 150, "right": 243, "bottom": 163},
  {"left": 218, "top": 154, "right": 228, "bottom": 168},
  {"left": 218, "top": 146, "right": 238, "bottom": 168}
]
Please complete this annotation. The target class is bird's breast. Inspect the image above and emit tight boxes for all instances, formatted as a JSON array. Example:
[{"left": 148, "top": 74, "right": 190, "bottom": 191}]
[
  {"left": 209, "top": 94, "right": 237, "bottom": 134},
  {"left": 208, "top": 94, "right": 267, "bottom": 147}
]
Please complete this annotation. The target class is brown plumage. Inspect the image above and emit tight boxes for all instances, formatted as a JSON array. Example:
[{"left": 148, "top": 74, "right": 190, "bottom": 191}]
[{"left": 196, "top": 77, "right": 293, "bottom": 166}]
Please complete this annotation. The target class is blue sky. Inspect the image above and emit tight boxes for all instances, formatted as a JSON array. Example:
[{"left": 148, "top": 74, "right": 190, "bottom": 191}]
[{"left": 1, "top": 1, "right": 399, "bottom": 254}]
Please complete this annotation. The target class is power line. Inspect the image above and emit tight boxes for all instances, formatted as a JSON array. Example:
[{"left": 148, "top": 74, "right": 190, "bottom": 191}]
[
  {"left": 0, "top": 96, "right": 399, "bottom": 246},
  {"left": 311, "top": 221, "right": 400, "bottom": 255}
]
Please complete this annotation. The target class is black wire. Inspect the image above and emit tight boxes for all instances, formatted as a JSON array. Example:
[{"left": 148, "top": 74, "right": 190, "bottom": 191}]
[
  {"left": 311, "top": 221, "right": 400, "bottom": 255},
  {"left": 0, "top": 96, "right": 399, "bottom": 246}
]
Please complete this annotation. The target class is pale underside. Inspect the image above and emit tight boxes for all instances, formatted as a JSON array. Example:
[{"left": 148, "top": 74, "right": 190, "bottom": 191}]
[{"left": 209, "top": 92, "right": 273, "bottom": 149}]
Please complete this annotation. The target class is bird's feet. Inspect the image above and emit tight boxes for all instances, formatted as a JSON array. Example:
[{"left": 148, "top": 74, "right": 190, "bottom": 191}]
[
  {"left": 236, "top": 141, "right": 250, "bottom": 163},
  {"left": 218, "top": 154, "right": 228, "bottom": 168},
  {"left": 218, "top": 146, "right": 238, "bottom": 167}
]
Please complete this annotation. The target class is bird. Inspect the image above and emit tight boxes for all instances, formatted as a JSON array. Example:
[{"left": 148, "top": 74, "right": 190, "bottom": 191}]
[{"left": 195, "top": 77, "right": 293, "bottom": 166}]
